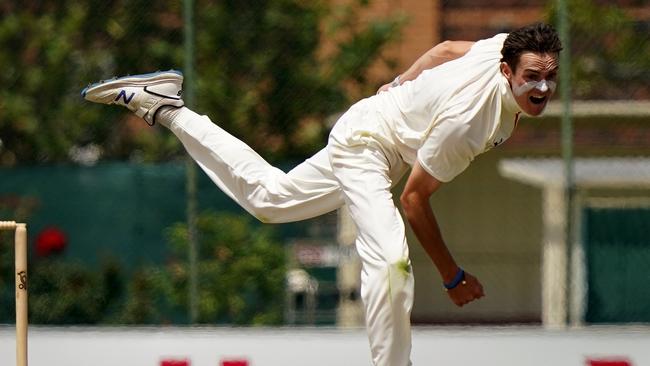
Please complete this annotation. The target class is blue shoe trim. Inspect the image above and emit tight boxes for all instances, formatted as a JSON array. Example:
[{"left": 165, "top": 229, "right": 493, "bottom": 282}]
[{"left": 81, "top": 70, "right": 183, "bottom": 98}]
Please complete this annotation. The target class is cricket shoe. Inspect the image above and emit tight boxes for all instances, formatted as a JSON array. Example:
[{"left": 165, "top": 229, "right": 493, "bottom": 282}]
[{"left": 81, "top": 70, "right": 184, "bottom": 126}]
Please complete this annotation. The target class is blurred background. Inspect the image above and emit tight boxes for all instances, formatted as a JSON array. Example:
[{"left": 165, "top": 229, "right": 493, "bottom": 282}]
[{"left": 0, "top": 0, "right": 649, "bottom": 362}]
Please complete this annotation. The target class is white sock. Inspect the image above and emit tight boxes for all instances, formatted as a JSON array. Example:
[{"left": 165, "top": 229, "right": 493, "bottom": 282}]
[{"left": 156, "top": 106, "right": 199, "bottom": 129}]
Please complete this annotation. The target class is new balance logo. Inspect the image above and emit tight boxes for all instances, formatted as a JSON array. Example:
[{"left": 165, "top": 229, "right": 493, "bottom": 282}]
[{"left": 115, "top": 90, "right": 135, "bottom": 104}]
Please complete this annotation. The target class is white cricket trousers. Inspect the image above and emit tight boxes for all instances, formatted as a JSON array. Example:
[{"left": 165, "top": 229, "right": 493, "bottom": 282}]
[{"left": 166, "top": 105, "right": 415, "bottom": 366}]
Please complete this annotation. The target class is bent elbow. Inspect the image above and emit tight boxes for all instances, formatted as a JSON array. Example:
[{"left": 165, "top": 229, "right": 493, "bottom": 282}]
[
  {"left": 439, "top": 40, "right": 453, "bottom": 49},
  {"left": 435, "top": 40, "right": 454, "bottom": 57},
  {"left": 433, "top": 40, "right": 471, "bottom": 61},
  {"left": 399, "top": 192, "right": 410, "bottom": 211},
  {"left": 400, "top": 191, "right": 419, "bottom": 218}
]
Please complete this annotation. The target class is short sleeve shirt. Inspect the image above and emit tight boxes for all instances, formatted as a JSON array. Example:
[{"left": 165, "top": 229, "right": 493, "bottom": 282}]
[{"left": 369, "top": 33, "right": 521, "bottom": 182}]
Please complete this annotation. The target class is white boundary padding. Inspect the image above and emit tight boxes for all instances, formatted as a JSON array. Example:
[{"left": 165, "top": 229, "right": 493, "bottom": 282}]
[
  {"left": 1, "top": 221, "right": 28, "bottom": 366},
  {"left": 0, "top": 326, "right": 649, "bottom": 366}
]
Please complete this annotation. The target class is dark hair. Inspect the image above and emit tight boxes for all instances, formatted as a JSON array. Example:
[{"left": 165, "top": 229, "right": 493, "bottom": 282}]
[{"left": 500, "top": 22, "right": 563, "bottom": 71}]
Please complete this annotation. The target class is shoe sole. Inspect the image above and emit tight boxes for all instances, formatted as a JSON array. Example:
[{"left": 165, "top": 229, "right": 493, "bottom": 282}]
[{"left": 81, "top": 70, "right": 183, "bottom": 99}]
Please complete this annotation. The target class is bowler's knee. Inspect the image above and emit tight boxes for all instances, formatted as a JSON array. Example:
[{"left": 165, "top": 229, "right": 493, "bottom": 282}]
[
  {"left": 388, "top": 259, "right": 414, "bottom": 293},
  {"left": 364, "top": 259, "right": 414, "bottom": 299}
]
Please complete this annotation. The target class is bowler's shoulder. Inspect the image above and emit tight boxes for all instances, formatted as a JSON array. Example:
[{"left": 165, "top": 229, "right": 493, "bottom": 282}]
[
  {"left": 463, "top": 33, "right": 508, "bottom": 62},
  {"left": 471, "top": 33, "right": 508, "bottom": 51}
]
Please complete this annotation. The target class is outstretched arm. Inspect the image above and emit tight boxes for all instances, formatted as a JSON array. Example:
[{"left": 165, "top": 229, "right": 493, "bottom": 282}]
[
  {"left": 378, "top": 40, "right": 475, "bottom": 93},
  {"left": 400, "top": 161, "right": 484, "bottom": 307}
]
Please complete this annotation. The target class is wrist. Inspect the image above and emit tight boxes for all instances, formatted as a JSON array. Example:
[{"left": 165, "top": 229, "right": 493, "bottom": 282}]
[
  {"left": 441, "top": 264, "right": 460, "bottom": 283},
  {"left": 443, "top": 267, "right": 465, "bottom": 290}
]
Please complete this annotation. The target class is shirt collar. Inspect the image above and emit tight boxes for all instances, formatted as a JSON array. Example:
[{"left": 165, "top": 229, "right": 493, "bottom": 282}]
[{"left": 499, "top": 73, "right": 521, "bottom": 115}]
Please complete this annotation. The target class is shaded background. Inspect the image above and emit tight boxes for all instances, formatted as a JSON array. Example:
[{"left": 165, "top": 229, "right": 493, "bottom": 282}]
[{"left": 0, "top": 0, "right": 649, "bottom": 330}]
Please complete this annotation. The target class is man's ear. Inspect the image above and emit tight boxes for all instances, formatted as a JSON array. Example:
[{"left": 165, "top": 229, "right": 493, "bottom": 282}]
[{"left": 500, "top": 62, "right": 512, "bottom": 79}]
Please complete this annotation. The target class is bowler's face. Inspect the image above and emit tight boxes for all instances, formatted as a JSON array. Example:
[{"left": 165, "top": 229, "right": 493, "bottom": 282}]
[{"left": 502, "top": 52, "right": 559, "bottom": 116}]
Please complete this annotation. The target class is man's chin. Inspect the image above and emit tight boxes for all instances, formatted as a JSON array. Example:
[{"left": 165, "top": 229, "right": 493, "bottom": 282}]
[{"left": 522, "top": 102, "right": 548, "bottom": 117}]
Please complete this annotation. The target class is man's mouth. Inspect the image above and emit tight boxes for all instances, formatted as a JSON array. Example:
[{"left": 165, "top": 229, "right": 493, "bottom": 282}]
[{"left": 529, "top": 95, "right": 547, "bottom": 105}]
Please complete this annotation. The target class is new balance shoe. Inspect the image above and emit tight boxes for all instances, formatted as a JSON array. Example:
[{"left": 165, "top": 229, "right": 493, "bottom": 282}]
[{"left": 81, "top": 70, "right": 184, "bottom": 126}]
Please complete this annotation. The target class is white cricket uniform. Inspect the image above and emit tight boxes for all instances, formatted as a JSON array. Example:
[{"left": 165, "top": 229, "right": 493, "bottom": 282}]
[{"left": 165, "top": 33, "right": 520, "bottom": 366}]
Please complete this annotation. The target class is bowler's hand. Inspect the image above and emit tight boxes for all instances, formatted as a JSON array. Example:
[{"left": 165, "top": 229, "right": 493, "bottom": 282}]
[{"left": 446, "top": 272, "right": 485, "bottom": 307}]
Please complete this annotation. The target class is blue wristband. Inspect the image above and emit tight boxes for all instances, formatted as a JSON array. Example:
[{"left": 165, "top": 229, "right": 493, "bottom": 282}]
[{"left": 443, "top": 268, "right": 465, "bottom": 290}]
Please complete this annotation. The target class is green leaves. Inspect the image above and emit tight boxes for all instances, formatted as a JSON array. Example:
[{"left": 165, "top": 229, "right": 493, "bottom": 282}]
[
  {"left": 546, "top": 0, "right": 650, "bottom": 99},
  {"left": 0, "top": 1, "right": 183, "bottom": 165},
  {"left": 1, "top": 0, "right": 403, "bottom": 165},
  {"left": 166, "top": 212, "right": 286, "bottom": 325},
  {"left": 162, "top": 211, "right": 286, "bottom": 325}
]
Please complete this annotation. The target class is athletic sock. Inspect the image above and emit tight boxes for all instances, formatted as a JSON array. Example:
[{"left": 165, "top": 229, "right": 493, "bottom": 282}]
[{"left": 156, "top": 106, "right": 200, "bottom": 129}]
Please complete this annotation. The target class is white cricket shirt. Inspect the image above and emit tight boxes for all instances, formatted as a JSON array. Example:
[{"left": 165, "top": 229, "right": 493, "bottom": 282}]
[{"left": 350, "top": 33, "right": 522, "bottom": 182}]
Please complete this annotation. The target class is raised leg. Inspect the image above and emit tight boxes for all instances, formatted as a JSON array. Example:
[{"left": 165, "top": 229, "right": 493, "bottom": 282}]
[{"left": 167, "top": 108, "right": 345, "bottom": 223}]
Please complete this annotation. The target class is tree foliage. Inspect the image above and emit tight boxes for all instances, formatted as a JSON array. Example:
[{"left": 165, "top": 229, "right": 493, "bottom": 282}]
[
  {"left": 125, "top": 211, "right": 287, "bottom": 325},
  {"left": 546, "top": 0, "right": 650, "bottom": 99},
  {"left": 0, "top": 1, "right": 184, "bottom": 165},
  {"left": 0, "top": 248, "right": 125, "bottom": 324},
  {"left": 193, "top": 0, "right": 404, "bottom": 160},
  {"left": 0, "top": 0, "right": 404, "bottom": 165},
  {"left": 0, "top": 211, "right": 285, "bottom": 325}
]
